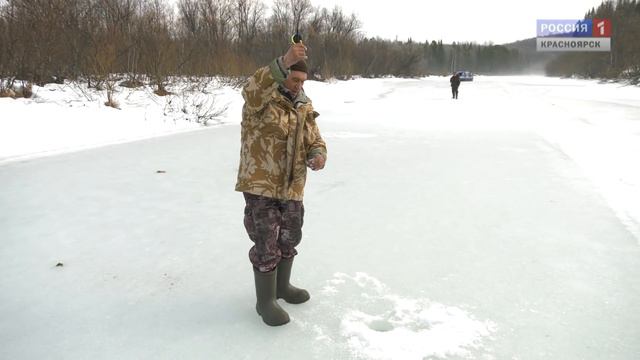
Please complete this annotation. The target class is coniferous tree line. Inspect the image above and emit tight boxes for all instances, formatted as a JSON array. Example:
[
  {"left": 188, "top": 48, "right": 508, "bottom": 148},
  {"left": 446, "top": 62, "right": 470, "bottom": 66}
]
[
  {"left": 546, "top": 0, "right": 640, "bottom": 81},
  {"left": 0, "top": 0, "right": 533, "bottom": 93}
]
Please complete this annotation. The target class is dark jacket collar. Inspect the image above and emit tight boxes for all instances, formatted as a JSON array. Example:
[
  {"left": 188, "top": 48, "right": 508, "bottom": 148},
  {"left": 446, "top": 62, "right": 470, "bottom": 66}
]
[{"left": 278, "top": 85, "right": 310, "bottom": 108}]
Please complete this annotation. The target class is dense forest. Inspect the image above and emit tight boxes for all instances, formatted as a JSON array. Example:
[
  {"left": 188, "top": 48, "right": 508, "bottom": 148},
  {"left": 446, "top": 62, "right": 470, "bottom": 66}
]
[
  {"left": 0, "top": 0, "right": 637, "bottom": 94},
  {"left": 0, "top": 0, "right": 525, "bottom": 89}
]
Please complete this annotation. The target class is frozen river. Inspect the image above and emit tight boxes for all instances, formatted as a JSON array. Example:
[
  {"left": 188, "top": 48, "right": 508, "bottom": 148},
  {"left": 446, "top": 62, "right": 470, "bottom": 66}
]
[{"left": 1, "top": 75, "right": 639, "bottom": 359}]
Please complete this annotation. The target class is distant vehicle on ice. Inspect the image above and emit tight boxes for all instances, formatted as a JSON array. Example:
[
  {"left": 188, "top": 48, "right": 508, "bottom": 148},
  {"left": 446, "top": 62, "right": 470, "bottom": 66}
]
[{"left": 456, "top": 71, "right": 474, "bottom": 81}]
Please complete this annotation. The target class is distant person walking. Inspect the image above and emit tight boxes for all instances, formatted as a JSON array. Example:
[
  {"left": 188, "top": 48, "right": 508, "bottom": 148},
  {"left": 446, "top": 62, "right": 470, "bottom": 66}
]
[{"left": 450, "top": 72, "right": 461, "bottom": 99}]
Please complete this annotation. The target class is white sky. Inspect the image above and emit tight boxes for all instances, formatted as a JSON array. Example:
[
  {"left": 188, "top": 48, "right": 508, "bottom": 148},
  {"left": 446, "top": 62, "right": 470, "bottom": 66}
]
[{"left": 297, "top": 0, "right": 605, "bottom": 44}]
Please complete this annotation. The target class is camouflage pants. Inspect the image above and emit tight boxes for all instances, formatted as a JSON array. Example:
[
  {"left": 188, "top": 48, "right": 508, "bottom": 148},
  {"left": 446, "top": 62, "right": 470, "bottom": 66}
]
[{"left": 243, "top": 192, "right": 304, "bottom": 272}]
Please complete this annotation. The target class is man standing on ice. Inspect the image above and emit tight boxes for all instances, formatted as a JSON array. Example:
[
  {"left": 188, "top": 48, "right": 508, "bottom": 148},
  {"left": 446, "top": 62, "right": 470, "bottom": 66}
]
[
  {"left": 235, "top": 41, "right": 327, "bottom": 326},
  {"left": 450, "top": 72, "right": 461, "bottom": 99}
]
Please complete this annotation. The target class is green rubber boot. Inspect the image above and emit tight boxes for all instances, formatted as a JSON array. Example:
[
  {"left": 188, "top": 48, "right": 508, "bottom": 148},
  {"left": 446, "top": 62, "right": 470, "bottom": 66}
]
[
  {"left": 254, "top": 267, "right": 290, "bottom": 326},
  {"left": 276, "top": 257, "right": 310, "bottom": 304}
]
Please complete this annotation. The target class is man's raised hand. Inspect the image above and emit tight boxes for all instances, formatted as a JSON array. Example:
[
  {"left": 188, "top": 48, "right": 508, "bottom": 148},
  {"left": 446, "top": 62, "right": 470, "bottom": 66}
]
[{"left": 283, "top": 43, "right": 307, "bottom": 68}]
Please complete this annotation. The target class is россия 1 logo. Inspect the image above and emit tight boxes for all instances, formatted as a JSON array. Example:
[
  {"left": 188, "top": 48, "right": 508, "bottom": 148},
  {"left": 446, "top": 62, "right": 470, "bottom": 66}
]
[
  {"left": 592, "top": 19, "right": 611, "bottom": 37},
  {"left": 536, "top": 19, "right": 611, "bottom": 52}
]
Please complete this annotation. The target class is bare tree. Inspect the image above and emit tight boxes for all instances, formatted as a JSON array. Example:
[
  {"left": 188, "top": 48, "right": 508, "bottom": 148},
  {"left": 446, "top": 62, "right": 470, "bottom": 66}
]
[
  {"left": 233, "top": 0, "right": 266, "bottom": 68},
  {"left": 137, "top": 0, "right": 176, "bottom": 94},
  {"left": 178, "top": 0, "right": 200, "bottom": 35},
  {"left": 290, "top": 0, "right": 311, "bottom": 32}
]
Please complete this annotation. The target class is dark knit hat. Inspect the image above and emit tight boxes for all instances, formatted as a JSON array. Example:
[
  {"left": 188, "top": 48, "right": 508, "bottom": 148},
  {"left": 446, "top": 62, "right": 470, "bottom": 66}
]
[{"left": 290, "top": 60, "right": 308, "bottom": 74}]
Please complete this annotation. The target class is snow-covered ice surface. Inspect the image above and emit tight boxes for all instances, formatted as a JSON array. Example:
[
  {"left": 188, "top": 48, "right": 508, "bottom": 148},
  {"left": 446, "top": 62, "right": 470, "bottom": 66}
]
[{"left": 1, "top": 75, "right": 639, "bottom": 359}]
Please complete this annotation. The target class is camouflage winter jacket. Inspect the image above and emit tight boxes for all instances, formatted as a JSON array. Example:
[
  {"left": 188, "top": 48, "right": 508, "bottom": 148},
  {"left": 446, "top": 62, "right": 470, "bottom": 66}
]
[{"left": 235, "top": 57, "right": 327, "bottom": 201}]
